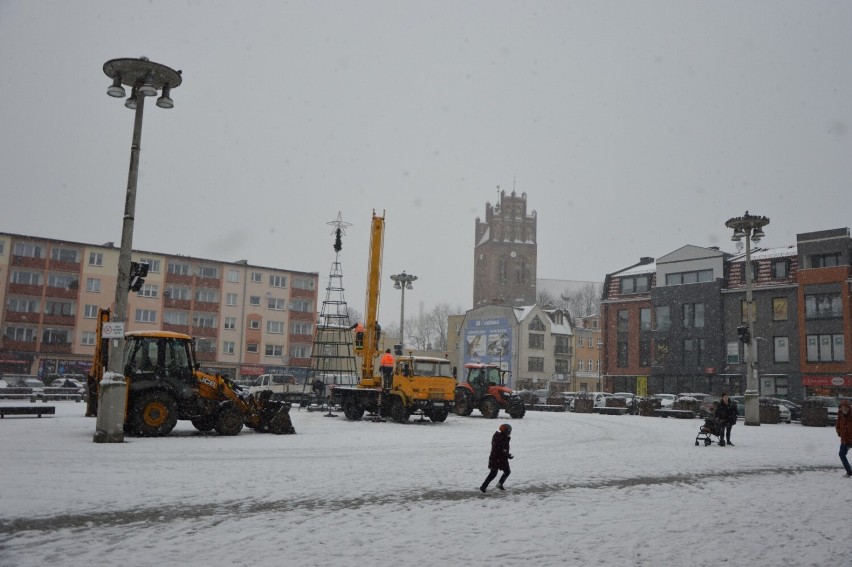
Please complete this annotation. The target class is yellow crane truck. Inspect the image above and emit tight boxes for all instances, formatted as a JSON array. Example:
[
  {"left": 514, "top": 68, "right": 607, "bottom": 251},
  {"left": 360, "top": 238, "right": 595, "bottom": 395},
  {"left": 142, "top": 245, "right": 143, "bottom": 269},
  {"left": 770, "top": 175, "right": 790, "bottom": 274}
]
[
  {"left": 330, "top": 211, "right": 456, "bottom": 423},
  {"left": 86, "top": 309, "right": 295, "bottom": 436}
]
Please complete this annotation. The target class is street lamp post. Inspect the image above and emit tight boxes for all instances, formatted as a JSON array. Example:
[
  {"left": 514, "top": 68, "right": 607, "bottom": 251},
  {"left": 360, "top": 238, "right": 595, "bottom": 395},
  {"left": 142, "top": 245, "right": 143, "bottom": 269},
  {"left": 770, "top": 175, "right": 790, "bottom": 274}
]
[
  {"left": 726, "top": 211, "right": 769, "bottom": 426},
  {"left": 103, "top": 57, "right": 182, "bottom": 374},
  {"left": 390, "top": 272, "right": 417, "bottom": 350}
]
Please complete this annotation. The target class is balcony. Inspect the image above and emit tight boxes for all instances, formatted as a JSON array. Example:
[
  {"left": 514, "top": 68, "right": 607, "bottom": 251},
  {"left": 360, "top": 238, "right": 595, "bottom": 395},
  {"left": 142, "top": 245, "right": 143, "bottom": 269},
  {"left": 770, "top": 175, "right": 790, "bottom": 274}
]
[
  {"left": 48, "top": 259, "right": 81, "bottom": 272},
  {"left": 289, "top": 357, "right": 310, "bottom": 367},
  {"left": 195, "top": 276, "right": 221, "bottom": 288},
  {"left": 164, "top": 297, "right": 192, "bottom": 310},
  {"left": 196, "top": 350, "right": 217, "bottom": 362},
  {"left": 163, "top": 323, "right": 191, "bottom": 335},
  {"left": 42, "top": 314, "right": 76, "bottom": 326},
  {"left": 289, "top": 311, "right": 315, "bottom": 321},
  {"left": 45, "top": 285, "right": 78, "bottom": 299},
  {"left": 4, "top": 312, "right": 40, "bottom": 324},
  {"left": 290, "top": 287, "right": 315, "bottom": 298},
  {"left": 11, "top": 255, "right": 47, "bottom": 269},
  {"left": 165, "top": 272, "right": 193, "bottom": 285},
  {"left": 193, "top": 301, "right": 219, "bottom": 313},
  {"left": 41, "top": 342, "right": 73, "bottom": 354},
  {"left": 8, "top": 283, "right": 43, "bottom": 296},
  {"left": 192, "top": 326, "right": 218, "bottom": 338},
  {"left": 2, "top": 338, "right": 37, "bottom": 352}
]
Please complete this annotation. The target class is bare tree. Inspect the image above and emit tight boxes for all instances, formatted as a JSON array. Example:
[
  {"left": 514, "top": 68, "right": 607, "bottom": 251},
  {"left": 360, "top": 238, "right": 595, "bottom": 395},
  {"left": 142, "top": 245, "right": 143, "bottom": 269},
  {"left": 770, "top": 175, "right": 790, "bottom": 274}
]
[{"left": 560, "top": 283, "right": 602, "bottom": 319}]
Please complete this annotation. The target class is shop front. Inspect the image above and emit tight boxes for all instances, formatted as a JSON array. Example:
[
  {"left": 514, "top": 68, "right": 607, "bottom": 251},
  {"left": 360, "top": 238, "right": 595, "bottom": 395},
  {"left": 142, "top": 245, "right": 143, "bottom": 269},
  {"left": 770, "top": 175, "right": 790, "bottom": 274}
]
[{"left": 802, "top": 375, "right": 852, "bottom": 398}]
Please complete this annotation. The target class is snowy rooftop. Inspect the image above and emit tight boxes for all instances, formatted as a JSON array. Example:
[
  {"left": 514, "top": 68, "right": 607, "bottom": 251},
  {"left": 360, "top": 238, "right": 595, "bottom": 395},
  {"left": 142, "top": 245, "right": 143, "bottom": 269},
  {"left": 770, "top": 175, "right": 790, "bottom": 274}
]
[{"left": 729, "top": 244, "right": 797, "bottom": 262}]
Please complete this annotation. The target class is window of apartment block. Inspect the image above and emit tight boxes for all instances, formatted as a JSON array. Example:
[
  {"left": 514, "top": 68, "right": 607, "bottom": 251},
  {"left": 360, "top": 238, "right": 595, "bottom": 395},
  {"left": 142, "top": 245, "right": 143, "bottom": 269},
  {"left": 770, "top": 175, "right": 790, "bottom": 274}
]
[
  {"left": 193, "top": 314, "right": 216, "bottom": 328},
  {"left": 555, "top": 359, "right": 570, "bottom": 375},
  {"left": 290, "top": 299, "right": 311, "bottom": 312},
  {"left": 81, "top": 331, "right": 96, "bottom": 346},
  {"left": 268, "top": 297, "right": 286, "bottom": 310},
  {"left": 12, "top": 270, "right": 42, "bottom": 285},
  {"left": 290, "top": 345, "right": 311, "bottom": 358},
  {"left": 89, "top": 252, "right": 103, "bottom": 266},
  {"left": 577, "top": 359, "right": 585, "bottom": 371},
  {"left": 246, "top": 343, "right": 259, "bottom": 353},
  {"left": 168, "top": 261, "right": 190, "bottom": 276},
  {"left": 639, "top": 339, "right": 651, "bottom": 367},
  {"left": 640, "top": 308, "right": 652, "bottom": 331},
  {"left": 772, "top": 298, "right": 788, "bottom": 321},
  {"left": 269, "top": 275, "right": 287, "bottom": 288},
  {"left": 773, "top": 337, "right": 790, "bottom": 363},
  {"left": 251, "top": 272, "right": 262, "bottom": 283},
  {"left": 249, "top": 320, "right": 260, "bottom": 329},
  {"left": 811, "top": 253, "right": 841, "bottom": 268},
  {"left": 224, "top": 317, "right": 236, "bottom": 330},
  {"left": 165, "top": 286, "right": 191, "bottom": 300},
  {"left": 8, "top": 298, "right": 40, "bottom": 313},
  {"left": 267, "top": 321, "right": 285, "bottom": 333},
  {"left": 42, "top": 328, "right": 70, "bottom": 344},
  {"left": 620, "top": 275, "right": 650, "bottom": 294},
  {"left": 554, "top": 335, "right": 570, "bottom": 355},
  {"left": 654, "top": 339, "right": 670, "bottom": 366},
  {"left": 265, "top": 344, "right": 284, "bottom": 357},
  {"left": 223, "top": 341, "right": 235, "bottom": 355},
  {"left": 291, "top": 322, "right": 312, "bottom": 335},
  {"left": 527, "top": 357, "right": 544, "bottom": 372},
  {"left": 50, "top": 247, "right": 78, "bottom": 262},
  {"left": 805, "top": 293, "right": 842, "bottom": 319},
  {"left": 249, "top": 296, "right": 261, "bottom": 306},
  {"left": 197, "top": 265, "right": 218, "bottom": 279},
  {"left": 616, "top": 341, "right": 628, "bottom": 367},
  {"left": 772, "top": 260, "right": 789, "bottom": 279},
  {"left": 194, "top": 288, "right": 218, "bottom": 303},
  {"left": 665, "top": 269, "right": 712, "bottom": 285},
  {"left": 226, "top": 292, "right": 238, "bottom": 306},
  {"left": 293, "top": 278, "right": 315, "bottom": 290},
  {"left": 528, "top": 333, "right": 544, "bottom": 349},
  {"left": 135, "top": 309, "right": 157, "bottom": 323},
  {"left": 196, "top": 339, "right": 215, "bottom": 353},
  {"left": 85, "top": 304, "right": 99, "bottom": 318},
  {"left": 45, "top": 300, "right": 73, "bottom": 316},
  {"left": 528, "top": 316, "right": 545, "bottom": 331},
  {"left": 6, "top": 326, "right": 36, "bottom": 342},
  {"left": 682, "top": 338, "right": 705, "bottom": 368},
  {"left": 164, "top": 310, "right": 189, "bottom": 325},
  {"left": 137, "top": 284, "right": 158, "bottom": 298},
  {"left": 682, "top": 303, "right": 705, "bottom": 329},
  {"left": 806, "top": 334, "right": 845, "bottom": 362},
  {"left": 86, "top": 278, "right": 101, "bottom": 292},
  {"left": 227, "top": 269, "right": 240, "bottom": 283},
  {"left": 14, "top": 243, "right": 43, "bottom": 258},
  {"left": 47, "top": 273, "right": 75, "bottom": 288},
  {"left": 617, "top": 310, "right": 628, "bottom": 334},
  {"left": 139, "top": 258, "right": 160, "bottom": 273}
]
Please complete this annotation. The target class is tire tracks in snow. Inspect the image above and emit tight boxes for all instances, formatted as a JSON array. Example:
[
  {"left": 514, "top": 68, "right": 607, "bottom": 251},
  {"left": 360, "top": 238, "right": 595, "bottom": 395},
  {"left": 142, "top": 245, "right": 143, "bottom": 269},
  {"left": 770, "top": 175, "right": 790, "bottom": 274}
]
[{"left": 0, "top": 464, "right": 836, "bottom": 535}]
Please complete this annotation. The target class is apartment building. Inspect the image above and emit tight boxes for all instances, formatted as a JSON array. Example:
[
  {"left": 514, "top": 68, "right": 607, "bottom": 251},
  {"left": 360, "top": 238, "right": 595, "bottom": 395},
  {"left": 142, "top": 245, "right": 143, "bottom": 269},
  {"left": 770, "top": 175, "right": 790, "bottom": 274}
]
[{"left": 0, "top": 233, "right": 318, "bottom": 382}]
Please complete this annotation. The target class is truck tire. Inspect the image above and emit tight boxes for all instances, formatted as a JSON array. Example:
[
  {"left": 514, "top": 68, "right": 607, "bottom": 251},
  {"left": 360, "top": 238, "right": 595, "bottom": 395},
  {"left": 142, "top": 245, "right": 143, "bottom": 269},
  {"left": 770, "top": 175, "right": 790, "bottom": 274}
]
[
  {"left": 480, "top": 397, "right": 500, "bottom": 419},
  {"left": 132, "top": 391, "right": 178, "bottom": 437},
  {"left": 429, "top": 409, "right": 449, "bottom": 423},
  {"left": 454, "top": 389, "right": 474, "bottom": 416},
  {"left": 191, "top": 414, "right": 217, "bottom": 432},
  {"left": 215, "top": 404, "right": 244, "bottom": 436},
  {"left": 389, "top": 396, "right": 410, "bottom": 423},
  {"left": 508, "top": 400, "right": 526, "bottom": 419},
  {"left": 342, "top": 399, "right": 364, "bottom": 421}
]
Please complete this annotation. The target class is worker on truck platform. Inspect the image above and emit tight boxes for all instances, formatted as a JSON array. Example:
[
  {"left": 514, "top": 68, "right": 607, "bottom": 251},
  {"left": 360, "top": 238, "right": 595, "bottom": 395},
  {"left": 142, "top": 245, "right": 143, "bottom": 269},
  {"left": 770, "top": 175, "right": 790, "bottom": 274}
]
[
  {"left": 350, "top": 322, "right": 365, "bottom": 349},
  {"left": 380, "top": 349, "right": 394, "bottom": 390}
]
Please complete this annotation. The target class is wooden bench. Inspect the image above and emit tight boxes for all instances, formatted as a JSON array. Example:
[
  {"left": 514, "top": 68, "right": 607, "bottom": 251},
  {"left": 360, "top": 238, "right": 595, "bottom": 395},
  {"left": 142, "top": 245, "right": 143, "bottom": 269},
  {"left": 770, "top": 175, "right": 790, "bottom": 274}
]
[
  {"left": 0, "top": 387, "right": 35, "bottom": 402},
  {"left": 0, "top": 406, "right": 56, "bottom": 418},
  {"left": 594, "top": 406, "right": 629, "bottom": 415},
  {"left": 531, "top": 404, "right": 565, "bottom": 412},
  {"left": 654, "top": 409, "right": 695, "bottom": 419}
]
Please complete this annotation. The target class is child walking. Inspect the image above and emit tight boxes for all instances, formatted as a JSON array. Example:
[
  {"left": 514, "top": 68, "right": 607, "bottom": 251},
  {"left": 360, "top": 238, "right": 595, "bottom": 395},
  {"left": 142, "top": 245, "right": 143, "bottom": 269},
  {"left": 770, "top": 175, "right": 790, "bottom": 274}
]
[{"left": 480, "top": 423, "right": 513, "bottom": 492}]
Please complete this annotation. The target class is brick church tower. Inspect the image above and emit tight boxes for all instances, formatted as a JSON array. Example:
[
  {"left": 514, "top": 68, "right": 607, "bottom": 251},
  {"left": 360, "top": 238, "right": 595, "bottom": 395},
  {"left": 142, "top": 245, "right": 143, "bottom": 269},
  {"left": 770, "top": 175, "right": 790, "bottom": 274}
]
[{"left": 473, "top": 190, "right": 537, "bottom": 307}]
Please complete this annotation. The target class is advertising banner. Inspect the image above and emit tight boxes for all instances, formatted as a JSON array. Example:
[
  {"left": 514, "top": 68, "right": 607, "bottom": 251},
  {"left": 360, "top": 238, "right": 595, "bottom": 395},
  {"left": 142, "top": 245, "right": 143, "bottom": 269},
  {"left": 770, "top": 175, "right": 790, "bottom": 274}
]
[{"left": 464, "top": 317, "right": 512, "bottom": 370}]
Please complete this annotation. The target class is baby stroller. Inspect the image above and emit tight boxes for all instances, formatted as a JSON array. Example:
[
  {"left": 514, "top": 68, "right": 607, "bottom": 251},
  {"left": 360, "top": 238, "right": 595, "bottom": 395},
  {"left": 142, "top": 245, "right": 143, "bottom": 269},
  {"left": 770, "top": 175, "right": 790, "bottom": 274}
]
[{"left": 695, "top": 417, "right": 724, "bottom": 446}]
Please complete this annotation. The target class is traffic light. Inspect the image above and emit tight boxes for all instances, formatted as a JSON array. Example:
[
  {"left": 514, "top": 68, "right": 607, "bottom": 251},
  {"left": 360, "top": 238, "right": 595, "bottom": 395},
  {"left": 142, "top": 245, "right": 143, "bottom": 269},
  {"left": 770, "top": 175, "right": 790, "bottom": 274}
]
[
  {"left": 129, "top": 261, "right": 149, "bottom": 292},
  {"left": 736, "top": 325, "right": 751, "bottom": 344}
]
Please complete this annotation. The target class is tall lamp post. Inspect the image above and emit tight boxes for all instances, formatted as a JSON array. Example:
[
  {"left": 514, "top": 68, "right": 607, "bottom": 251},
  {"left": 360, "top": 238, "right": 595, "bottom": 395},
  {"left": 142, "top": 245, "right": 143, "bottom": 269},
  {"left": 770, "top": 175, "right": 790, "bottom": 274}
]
[
  {"left": 103, "top": 57, "right": 182, "bottom": 373},
  {"left": 726, "top": 211, "right": 769, "bottom": 426},
  {"left": 390, "top": 272, "right": 417, "bottom": 350}
]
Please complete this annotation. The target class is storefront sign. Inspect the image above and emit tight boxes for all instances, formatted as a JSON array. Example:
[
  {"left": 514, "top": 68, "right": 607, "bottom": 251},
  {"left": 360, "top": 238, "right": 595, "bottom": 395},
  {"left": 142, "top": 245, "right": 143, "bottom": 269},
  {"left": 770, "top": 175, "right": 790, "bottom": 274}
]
[{"left": 802, "top": 375, "right": 852, "bottom": 387}]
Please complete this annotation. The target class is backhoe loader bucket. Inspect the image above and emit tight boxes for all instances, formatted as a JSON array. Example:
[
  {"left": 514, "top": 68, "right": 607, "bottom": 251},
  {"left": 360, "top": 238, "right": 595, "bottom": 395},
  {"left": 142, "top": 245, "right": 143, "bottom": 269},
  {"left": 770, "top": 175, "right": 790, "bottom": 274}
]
[{"left": 252, "top": 391, "right": 296, "bottom": 434}]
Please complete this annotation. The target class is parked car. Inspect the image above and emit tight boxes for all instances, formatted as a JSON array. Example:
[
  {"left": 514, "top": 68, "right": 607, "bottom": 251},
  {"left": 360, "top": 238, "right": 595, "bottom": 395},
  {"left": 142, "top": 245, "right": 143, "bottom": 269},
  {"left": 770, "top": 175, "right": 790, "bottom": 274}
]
[
  {"left": 698, "top": 396, "right": 721, "bottom": 419},
  {"left": 805, "top": 396, "right": 839, "bottom": 424},
  {"left": 569, "top": 392, "right": 611, "bottom": 410},
  {"left": 16, "top": 378, "right": 45, "bottom": 400},
  {"left": 50, "top": 378, "right": 86, "bottom": 395},
  {"left": 765, "top": 397, "right": 802, "bottom": 421},
  {"left": 653, "top": 393, "right": 676, "bottom": 409}
]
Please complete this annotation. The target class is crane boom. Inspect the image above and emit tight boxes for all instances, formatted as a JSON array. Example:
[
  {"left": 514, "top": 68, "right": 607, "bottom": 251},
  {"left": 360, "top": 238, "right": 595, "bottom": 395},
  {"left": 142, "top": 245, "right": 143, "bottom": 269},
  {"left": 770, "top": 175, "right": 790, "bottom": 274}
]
[{"left": 361, "top": 210, "right": 385, "bottom": 385}]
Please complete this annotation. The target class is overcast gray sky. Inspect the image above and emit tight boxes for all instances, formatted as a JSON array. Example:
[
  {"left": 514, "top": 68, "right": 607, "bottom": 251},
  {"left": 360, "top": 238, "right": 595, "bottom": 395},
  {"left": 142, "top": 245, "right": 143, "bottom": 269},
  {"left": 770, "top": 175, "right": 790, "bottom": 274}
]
[{"left": 2, "top": 1, "right": 851, "bottom": 326}]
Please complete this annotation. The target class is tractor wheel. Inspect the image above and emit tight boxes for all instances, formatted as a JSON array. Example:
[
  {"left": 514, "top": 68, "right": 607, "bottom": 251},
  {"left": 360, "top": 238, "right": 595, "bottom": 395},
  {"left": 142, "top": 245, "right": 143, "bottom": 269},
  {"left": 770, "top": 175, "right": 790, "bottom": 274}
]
[
  {"left": 508, "top": 401, "right": 526, "bottom": 419},
  {"left": 429, "top": 409, "right": 449, "bottom": 423},
  {"left": 215, "top": 404, "right": 244, "bottom": 436},
  {"left": 454, "top": 390, "right": 474, "bottom": 416},
  {"left": 191, "top": 414, "right": 217, "bottom": 432},
  {"left": 343, "top": 399, "right": 364, "bottom": 421},
  {"left": 131, "top": 391, "right": 178, "bottom": 437},
  {"left": 480, "top": 397, "right": 500, "bottom": 419},
  {"left": 389, "top": 396, "right": 410, "bottom": 423}
]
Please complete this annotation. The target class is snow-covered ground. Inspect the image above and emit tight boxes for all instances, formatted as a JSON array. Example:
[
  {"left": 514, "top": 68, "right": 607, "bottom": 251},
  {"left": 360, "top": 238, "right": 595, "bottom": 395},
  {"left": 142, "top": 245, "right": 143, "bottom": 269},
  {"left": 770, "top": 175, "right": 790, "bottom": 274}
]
[{"left": 0, "top": 401, "right": 847, "bottom": 567}]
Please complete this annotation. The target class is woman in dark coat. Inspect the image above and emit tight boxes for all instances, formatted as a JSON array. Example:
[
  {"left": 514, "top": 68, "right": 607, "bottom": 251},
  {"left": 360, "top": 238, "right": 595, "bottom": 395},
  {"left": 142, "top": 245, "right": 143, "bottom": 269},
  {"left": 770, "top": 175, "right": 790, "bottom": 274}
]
[
  {"left": 480, "top": 424, "right": 513, "bottom": 492},
  {"left": 714, "top": 393, "right": 737, "bottom": 446}
]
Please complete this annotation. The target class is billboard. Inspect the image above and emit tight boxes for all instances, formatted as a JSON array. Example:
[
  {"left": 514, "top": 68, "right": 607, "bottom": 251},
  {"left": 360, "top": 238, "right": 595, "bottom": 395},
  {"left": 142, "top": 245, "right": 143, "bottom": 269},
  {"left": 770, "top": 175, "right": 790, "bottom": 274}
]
[{"left": 464, "top": 317, "right": 512, "bottom": 371}]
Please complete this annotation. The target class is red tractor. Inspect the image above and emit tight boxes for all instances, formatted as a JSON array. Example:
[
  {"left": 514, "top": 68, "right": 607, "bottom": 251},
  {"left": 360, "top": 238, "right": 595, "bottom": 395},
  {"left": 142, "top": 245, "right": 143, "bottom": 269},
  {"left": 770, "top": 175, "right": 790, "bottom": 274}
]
[{"left": 454, "top": 363, "right": 526, "bottom": 419}]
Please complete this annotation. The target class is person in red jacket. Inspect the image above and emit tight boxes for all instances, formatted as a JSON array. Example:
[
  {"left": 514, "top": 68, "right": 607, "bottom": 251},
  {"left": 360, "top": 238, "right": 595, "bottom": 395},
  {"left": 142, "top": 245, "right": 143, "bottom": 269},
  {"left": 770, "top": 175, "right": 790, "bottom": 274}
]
[
  {"left": 836, "top": 399, "right": 852, "bottom": 477},
  {"left": 480, "top": 423, "right": 513, "bottom": 492}
]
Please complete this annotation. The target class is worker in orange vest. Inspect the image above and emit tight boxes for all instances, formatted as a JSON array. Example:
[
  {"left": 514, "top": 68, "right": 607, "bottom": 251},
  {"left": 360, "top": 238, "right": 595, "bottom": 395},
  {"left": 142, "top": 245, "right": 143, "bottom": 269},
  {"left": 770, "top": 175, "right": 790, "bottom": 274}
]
[
  {"left": 379, "top": 348, "right": 394, "bottom": 390},
  {"left": 350, "top": 322, "right": 365, "bottom": 349}
]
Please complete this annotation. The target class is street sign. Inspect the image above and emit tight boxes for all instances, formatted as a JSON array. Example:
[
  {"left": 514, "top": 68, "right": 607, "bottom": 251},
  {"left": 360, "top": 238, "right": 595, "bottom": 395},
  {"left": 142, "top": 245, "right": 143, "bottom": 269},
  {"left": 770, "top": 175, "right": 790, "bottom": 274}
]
[{"left": 101, "top": 322, "right": 125, "bottom": 338}]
